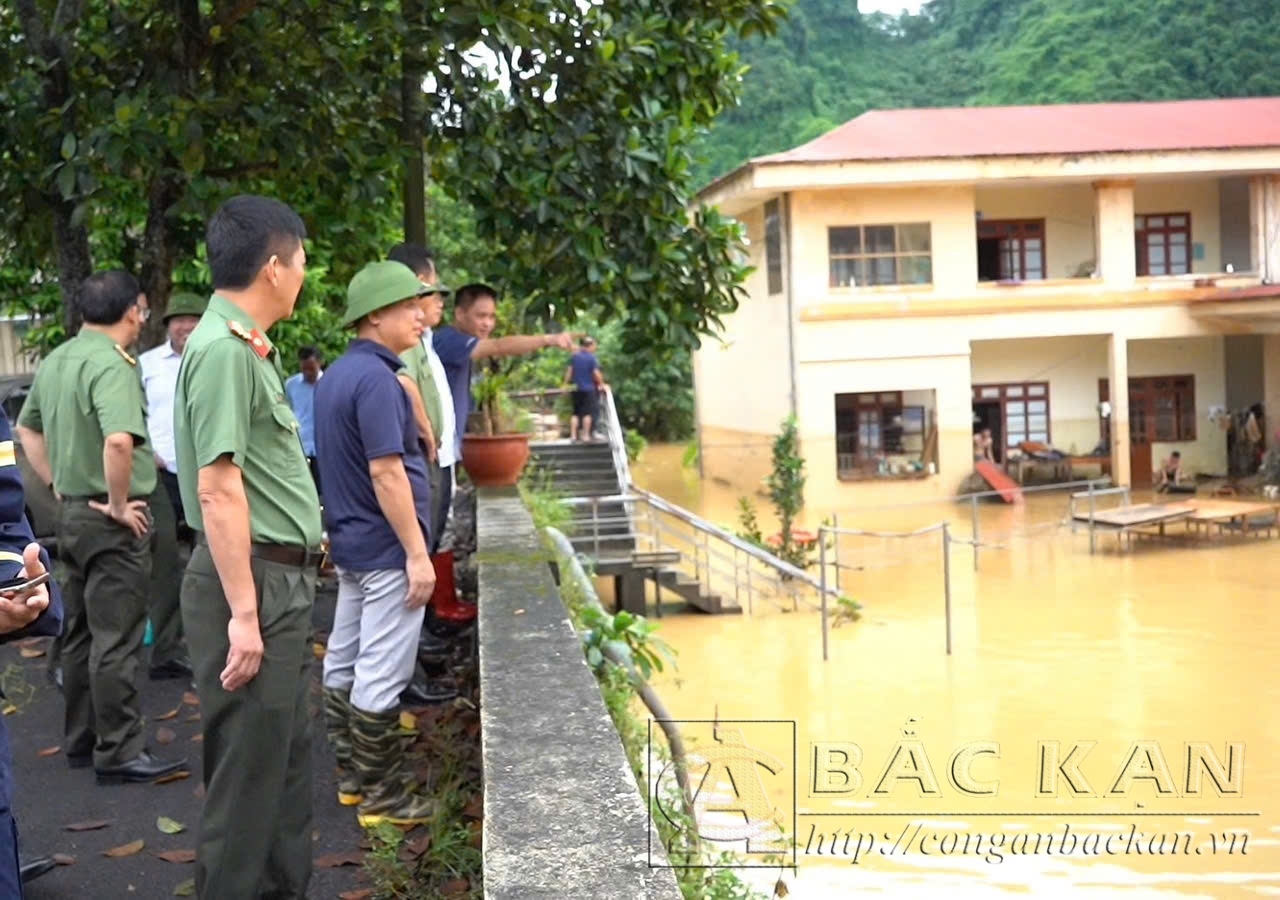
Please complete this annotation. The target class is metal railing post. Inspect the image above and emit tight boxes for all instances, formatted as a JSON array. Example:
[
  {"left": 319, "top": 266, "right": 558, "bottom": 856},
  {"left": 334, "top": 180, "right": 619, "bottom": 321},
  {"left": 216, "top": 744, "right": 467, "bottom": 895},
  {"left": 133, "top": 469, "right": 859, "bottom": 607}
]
[
  {"left": 1088, "top": 481, "right": 1097, "bottom": 555},
  {"left": 831, "top": 514, "right": 841, "bottom": 593},
  {"left": 746, "top": 563, "right": 753, "bottom": 615},
  {"left": 970, "top": 493, "right": 980, "bottom": 572},
  {"left": 591, "top": 497, "right": 600, "bottom": 557},
  {"left": 734, "top": 548, "right": 741, "bottom": 609},
  {"left": 942, "top": 522, "right": 953, "bottom": 656},
  {"left": 820, "top": 528, "right": 830, "bottom": 662}
]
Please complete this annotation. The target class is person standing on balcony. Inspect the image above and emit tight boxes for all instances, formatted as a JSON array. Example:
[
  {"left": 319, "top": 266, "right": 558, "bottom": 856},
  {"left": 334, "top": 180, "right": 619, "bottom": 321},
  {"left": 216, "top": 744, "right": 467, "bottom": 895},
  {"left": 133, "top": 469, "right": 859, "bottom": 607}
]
[
  {"left": 138, "top": 292, "right": 206, "bottom": 682},
  {"left": 285, "top": 346, "right": 323, "bottom": 494},
  {"left": 314, "top": 261, "right": 436, "bottom": 826},
  {"left": 565, "top": 336, "right": 607, "bottom": 442}
]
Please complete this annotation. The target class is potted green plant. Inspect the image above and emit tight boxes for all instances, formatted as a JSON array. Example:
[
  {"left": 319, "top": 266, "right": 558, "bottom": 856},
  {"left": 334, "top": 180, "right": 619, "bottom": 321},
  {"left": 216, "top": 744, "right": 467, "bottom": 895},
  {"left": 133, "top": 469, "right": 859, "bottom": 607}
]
[{"left": 461, "top": 371, "right": 534, "bottom": 487}]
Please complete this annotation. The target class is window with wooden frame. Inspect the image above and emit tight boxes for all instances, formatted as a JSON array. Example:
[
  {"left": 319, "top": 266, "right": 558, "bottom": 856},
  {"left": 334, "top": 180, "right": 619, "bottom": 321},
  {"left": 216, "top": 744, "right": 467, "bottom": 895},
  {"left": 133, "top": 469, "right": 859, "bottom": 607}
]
[
  {"left": 1099, "top": 375, "right": 1196, "bottom": 443},
  {"left": 1134, "top": 213, "right": 1191, "bottom": 276},
  {"left": 972, "top": 382, "right": 1051, "bottom": 455},
  {"left": 764, "top": 199, "right": 783, "bottom": 295},
  {"left": 977, "top": 219, "right": 1045, "bottom": 281},
  {"left": 829, "top": 223, "right": 932, "bottom": 288},
  {"left": 835, "top": 391, "right": 932, "bottom": 479}
]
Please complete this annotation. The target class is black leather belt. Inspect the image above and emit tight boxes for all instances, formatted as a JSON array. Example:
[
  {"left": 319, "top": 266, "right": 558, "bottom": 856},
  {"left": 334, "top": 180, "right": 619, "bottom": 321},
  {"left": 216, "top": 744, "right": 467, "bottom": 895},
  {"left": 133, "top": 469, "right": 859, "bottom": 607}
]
[{"left": 196, "top": 533, "right": 324, "bottom": 569}]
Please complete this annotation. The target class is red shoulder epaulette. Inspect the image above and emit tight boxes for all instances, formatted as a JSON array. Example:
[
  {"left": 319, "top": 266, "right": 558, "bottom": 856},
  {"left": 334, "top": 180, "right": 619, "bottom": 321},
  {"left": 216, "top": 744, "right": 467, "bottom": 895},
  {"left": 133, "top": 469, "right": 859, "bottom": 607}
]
[{"left": 227, "top": 320, "right": 271, "bottom": 360}]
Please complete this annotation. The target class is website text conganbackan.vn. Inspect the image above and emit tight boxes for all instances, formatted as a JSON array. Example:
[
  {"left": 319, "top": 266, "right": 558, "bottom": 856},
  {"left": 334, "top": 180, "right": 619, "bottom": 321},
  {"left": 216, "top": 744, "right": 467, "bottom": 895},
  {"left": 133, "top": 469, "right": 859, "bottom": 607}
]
[{"left": 802, "top": 822, "right": 1251, "bottom": 865}]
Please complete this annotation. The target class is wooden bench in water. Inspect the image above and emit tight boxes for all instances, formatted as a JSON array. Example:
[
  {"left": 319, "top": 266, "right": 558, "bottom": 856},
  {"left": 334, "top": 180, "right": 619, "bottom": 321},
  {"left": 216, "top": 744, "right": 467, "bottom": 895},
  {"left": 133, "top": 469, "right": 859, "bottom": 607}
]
[{"left": 1073, "top": 499, "right": 1280, "bottom": 550}]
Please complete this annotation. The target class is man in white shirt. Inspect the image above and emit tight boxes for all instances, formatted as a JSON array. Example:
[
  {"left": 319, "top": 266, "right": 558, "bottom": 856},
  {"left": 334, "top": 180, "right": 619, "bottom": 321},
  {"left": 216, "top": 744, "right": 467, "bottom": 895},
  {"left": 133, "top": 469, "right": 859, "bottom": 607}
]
[{"left": 138, "top": 292, "right": 204, "bottom": 680}]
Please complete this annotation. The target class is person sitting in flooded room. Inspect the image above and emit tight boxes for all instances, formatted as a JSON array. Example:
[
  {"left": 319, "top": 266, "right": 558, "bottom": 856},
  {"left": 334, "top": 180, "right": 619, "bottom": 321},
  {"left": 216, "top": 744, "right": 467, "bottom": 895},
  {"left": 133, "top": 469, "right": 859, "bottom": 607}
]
[
  {"left": 1155, "top": 451, "right": 1184, "bottom": 492},
  {"left": 973, "top": 427, "right": 994, "bottom": 463}
]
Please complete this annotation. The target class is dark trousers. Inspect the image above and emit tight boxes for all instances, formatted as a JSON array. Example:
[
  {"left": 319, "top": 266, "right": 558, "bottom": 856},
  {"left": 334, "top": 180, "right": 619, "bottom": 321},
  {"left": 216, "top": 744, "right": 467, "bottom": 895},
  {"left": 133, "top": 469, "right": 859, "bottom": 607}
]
[
  {"left": 428, "top": 461, "right": 453, "bottom": 554},
  {"left": 56, "top": 499, "right": 151, "bottom": 767},
  {"left": 148, "top": 475, "right": 187, "bottom": 667},
  {"left": 0, "top": 811, "right": 22, "bottom": 900},
  {"left": 182, "top": 541, "right": 316, "bottom": 899}
]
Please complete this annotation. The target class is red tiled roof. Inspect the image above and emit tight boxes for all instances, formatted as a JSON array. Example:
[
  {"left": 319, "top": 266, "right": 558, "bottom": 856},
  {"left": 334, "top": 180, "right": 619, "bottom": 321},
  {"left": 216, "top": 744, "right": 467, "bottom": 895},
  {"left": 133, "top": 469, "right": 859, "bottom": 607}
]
[{"left": 756, "top": 98, "right": 1280, "bottom": 164}]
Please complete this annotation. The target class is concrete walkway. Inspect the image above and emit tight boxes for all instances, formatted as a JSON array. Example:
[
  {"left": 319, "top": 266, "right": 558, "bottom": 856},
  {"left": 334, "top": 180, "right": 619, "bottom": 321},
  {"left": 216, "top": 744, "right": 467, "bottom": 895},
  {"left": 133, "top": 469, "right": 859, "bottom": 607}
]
[{"left": 9, "top": 581, "right": 367, "bottom": 899}]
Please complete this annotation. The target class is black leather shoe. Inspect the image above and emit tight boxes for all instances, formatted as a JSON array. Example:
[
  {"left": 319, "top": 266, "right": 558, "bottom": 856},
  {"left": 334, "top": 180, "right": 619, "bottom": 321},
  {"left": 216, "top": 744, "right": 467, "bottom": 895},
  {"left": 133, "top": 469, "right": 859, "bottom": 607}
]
[
  {"left": 66, "top": 752, "right": 92, "bottom": 770},
  {"left": 400, "top": 675, "right": 457, "bottom": 707},
  {"left": 149, "top": 657, "right": 194, "bottom": 680},
  {"left": 95, "top": 750, "right": 189, "bottom": 785},
  {"left": 20, "top": 854, "right": 56, "bottom": 883}
]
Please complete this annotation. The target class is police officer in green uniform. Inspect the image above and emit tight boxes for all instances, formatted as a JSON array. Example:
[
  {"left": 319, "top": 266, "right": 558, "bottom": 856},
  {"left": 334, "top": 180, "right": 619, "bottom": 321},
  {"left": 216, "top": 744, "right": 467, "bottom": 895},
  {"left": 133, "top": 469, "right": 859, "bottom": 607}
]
[
  {"left": 174, "top": 195, "right": 322, "bottom": 899},
  {"left": 15, "top": 271, "right": 189, "bottom": 785}
]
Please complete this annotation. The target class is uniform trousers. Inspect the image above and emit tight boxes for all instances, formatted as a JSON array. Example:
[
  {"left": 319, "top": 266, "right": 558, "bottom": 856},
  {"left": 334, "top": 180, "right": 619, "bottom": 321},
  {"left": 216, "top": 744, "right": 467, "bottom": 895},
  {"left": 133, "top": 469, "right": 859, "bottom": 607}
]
[{"left": 323, "top": 568, "right": 424, "bottom": 713}]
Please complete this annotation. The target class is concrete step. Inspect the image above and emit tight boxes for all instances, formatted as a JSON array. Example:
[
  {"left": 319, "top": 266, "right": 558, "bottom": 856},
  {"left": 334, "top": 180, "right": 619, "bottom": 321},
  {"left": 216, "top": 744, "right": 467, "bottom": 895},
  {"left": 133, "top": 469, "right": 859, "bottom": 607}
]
[{"left": 649, "top": 567, "right": 738, "bottom": 615}]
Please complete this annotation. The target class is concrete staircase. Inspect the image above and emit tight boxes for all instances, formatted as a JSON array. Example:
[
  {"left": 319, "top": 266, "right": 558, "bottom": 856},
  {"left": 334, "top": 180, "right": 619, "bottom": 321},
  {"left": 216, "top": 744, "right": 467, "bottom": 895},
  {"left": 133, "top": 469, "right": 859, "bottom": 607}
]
[{"left": 528, "top": 440, "right": 735, "bottom": 614}]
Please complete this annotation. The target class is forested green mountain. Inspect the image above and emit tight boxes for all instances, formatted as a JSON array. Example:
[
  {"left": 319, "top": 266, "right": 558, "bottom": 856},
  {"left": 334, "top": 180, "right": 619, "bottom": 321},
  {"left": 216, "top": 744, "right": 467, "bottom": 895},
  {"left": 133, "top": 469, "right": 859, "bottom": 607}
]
[{"left": 694, "top": 0, "right": 1280, "bottom": 185}]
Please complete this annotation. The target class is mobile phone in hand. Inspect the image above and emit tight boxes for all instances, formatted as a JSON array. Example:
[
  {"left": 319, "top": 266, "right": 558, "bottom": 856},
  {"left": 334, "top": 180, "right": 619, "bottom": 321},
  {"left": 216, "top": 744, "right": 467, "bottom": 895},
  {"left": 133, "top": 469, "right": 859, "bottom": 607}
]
[{"left": 0, "top": 572, "right": 50, "bottom": 595}]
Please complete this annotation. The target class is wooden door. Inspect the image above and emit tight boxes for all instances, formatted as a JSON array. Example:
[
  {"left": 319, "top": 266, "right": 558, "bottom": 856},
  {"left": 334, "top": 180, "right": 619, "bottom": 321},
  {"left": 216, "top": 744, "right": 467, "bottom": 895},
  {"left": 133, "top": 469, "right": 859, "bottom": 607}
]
[{"left": 1128, "top": 385, "right": 1153, "bottom": 487}]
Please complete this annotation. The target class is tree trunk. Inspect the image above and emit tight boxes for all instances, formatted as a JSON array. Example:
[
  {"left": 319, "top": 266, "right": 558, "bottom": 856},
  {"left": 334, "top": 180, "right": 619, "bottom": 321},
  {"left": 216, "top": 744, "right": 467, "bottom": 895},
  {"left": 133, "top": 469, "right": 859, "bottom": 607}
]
[
  {"left": 138, "top": 171, "right": 187, "bottom": 350},
  {"left": 52, "top": 201, "right": 92, "bottom": 338},
  {"left": 400, "top": 0, "right": 428, "bottom": 247}
]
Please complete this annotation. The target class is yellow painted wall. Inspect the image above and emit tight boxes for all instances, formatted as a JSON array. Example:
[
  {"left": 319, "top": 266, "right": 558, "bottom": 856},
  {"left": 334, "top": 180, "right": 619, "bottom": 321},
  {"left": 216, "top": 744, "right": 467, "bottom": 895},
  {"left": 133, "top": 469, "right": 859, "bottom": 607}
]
[
  {"left": 789, "top": 185, "right": 978, "bottom": 301},
  {"left": 971, "top": 336, "right": 1109, "bottom": 456},
  {"left": 698, "top": 425, "right": 775, "bottom": 498},
  {"left": 1134, "top": 179, "right": 1221, "bottom": 274},
  {"left": 796, "top": 354, "right": 974, "bottom": 504},
  {"left": 974, "top": 185, "right": 1097, "bottom": 279},
  {"left": 692, "top": 204, "right": 792, "bottom": 436},
  {"left": 1129, "top": 336, "right": 1227, "bottom": 476}
]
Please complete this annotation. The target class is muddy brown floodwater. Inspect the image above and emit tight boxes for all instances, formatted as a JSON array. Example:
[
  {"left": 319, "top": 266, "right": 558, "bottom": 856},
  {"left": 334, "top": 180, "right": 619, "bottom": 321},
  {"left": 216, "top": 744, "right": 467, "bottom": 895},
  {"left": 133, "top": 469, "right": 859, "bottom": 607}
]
[{"left": 623, "top": 444, "right": 1280, "bottom": 899}]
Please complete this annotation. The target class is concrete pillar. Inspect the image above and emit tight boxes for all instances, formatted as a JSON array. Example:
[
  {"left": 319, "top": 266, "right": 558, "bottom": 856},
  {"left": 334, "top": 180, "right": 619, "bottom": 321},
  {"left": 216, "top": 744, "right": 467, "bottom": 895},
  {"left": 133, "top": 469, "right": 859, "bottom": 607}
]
[
  {"left": 1108, "top": 334, "right": 1131, "bottom": 487},
  {"left": 1265, "top": 334, "right": 1280, "bottom": 450},
  {"left": 1249, "top": 175, "right": 1280, "bottom": 283},
  {"left": 1094, "top": 179, "right": 1137, "bottom": 287}
]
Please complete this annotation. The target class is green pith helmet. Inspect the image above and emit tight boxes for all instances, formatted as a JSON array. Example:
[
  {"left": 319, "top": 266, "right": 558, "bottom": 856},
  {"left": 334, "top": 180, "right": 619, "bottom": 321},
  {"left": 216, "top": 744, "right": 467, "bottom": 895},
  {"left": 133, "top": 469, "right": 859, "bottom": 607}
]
[
  {"left": 341, "top": 261, "right": 430, "bottom": 327},
  {"left": 163, "top": 293, "right": 208, "bottom": 322}
]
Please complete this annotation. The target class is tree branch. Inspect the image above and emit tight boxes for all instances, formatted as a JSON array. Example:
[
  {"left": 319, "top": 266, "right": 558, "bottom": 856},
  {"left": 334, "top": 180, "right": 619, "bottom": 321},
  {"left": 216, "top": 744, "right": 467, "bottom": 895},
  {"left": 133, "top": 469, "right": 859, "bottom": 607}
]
[
  {"left": 216, "top": 0, "right": 260, "bottom": 31},
  {"left": 52, "top": 0, "right": 86, "bottom": 35},
  {"left": 14, "top": 0, "right": 52, "bottom": 54}
]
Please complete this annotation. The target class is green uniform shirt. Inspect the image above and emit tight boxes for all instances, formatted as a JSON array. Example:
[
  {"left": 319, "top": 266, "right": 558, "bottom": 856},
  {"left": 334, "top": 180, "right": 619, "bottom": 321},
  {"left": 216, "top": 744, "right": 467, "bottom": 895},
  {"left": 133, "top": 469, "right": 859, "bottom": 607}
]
[
  {"left": 17, "top": 329, "right": 157, "bottom": 498},
  {"left": 174, "top": 295, "right": 322, "bottom": 548},
  {"left": 400, "top": 343, "right": 444, "bottom": 437}
]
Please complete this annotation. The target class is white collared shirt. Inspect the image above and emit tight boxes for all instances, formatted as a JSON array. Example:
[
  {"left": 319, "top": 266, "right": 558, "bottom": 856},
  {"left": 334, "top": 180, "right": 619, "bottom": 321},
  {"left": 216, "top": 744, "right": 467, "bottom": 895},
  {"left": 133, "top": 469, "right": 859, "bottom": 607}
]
[
  {"left": 422, "top": 329, "right": 457, "bottom": 468},
  {"left": 139, "top": 340, "right": 183, "bottom": 473}
]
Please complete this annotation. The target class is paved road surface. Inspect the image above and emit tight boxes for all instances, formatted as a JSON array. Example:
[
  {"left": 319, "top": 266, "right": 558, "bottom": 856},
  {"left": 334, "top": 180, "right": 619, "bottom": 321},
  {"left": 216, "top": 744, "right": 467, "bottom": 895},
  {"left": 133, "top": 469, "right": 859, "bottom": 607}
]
[{"left": 8, "top": 581, "right": 367, "bottom": 899}]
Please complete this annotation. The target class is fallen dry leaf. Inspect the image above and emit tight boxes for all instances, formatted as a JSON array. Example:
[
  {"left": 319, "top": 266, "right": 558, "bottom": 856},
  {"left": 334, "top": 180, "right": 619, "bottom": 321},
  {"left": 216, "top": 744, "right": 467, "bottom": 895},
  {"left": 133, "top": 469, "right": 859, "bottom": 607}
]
[
  {"left": 17, "top": 638, "right": 43, "bottom": 649},
  {"left": 156, "top": 727, "right": 176, "bottom": 746},
  {"left": 52, "top": 854, "right": 75, "bottom": 866},
  {"left": 190, "top": 734, "right": 203, "bottom": 743},
  {"left": 155, "top": 707, "right": 181, "bottom": 722},
  {"left": 37, "top": 745, "right": 61, "bottom": 757},
  {"left": 398, "top": 710, "right": 416, "bottom": 730},
  {"left": 153, "top": 849, "right": 196, "bottom": 864},
  {"left": 773, "top": 877, "right": 790, "bottom": 898},
  {"left": 173, "top": 878, "right": 196, "bottom": 896},
  {"left": 154, "top": 771, "right": 190, "bottom": 786},
  {"left": 314, "top": 850, "right": 363, "bottom": 868},
  {"left": 461, "top": 794, "right": 483, "bottom": 820},
  {"left": 312, "top": 643, "right": 325, "bottom": 660},
  {"left": 181, "top": 692, "right": 199, "bottom": 707},
  {"left": 157, "top": 816, "right": 186, "bottom": 835},
  {"left": 2, "top": 705, "right": 17, "bottom": 716},
  {"left": 19, "top": 646, "right": 45, "bottom": 659},
  {"left": 440, "top": 878, "right": 469, "bottom": 896},
  {"left": 102, "top": 839, "right": 145, "bottom": 858},
  {"left": 403, "top": 833, "right": 431, "bottom": 860},
  {"left": 339, "top": 891, "right": 374, "bottom": 900},
  {"left": 513, "top": 608, "right": 525, "bottom": 615},
  {"left": 65, "top": 820, "right": 111, "bottom": 832}
]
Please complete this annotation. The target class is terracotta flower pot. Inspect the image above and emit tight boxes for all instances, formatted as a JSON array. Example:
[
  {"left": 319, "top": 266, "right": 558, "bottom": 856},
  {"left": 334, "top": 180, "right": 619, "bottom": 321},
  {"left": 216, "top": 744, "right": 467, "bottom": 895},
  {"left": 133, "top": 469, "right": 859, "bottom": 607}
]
[{"left": 461, "top": 433, "right": 532, "bottom": 487}]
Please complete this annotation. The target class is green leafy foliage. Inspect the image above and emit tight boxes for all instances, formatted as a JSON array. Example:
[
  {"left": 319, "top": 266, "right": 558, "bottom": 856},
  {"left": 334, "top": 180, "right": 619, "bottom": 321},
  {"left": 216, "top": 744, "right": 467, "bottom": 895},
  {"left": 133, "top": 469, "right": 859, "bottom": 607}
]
[
  {"left": 766, "top": 415, "right": 808, "bottom": 568},
  {"left": 624, "top": 429, "right": 648, "bottom": 463}
]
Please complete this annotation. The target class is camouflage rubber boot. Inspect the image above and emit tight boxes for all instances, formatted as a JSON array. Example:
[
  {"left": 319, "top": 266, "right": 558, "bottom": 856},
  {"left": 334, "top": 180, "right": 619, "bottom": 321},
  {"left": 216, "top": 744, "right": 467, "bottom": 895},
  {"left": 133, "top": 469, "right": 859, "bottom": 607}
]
[
  {"left": 323, "top": 687, "right": 362, "bottom": 806},
  {"left": 350, "top": 706, "right": 435, "bottom": 828}
]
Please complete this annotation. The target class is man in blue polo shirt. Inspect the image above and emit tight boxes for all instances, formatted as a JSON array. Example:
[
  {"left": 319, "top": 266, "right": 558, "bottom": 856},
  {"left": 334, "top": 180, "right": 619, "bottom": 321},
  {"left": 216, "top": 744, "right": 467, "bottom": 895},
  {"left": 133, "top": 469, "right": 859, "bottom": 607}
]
[
  {"left": 314, "top": 261, "right": 435, "bottom": 827},
  {"left": 433, "top": 283, "right": 577, "bottom": 459}
]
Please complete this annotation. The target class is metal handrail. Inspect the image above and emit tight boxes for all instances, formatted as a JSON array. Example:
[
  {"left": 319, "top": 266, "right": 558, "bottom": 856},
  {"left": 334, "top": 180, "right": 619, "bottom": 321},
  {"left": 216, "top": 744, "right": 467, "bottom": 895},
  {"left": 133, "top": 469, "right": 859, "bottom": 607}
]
[
  {"left": 629, "top": 485, "right": 837, "bottom": 606},
  {"left": 600, "top": 387, "right": 632, "bottom": 492}
]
